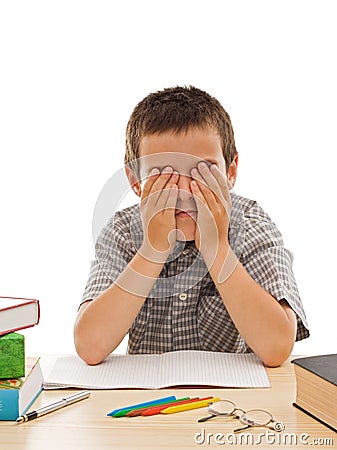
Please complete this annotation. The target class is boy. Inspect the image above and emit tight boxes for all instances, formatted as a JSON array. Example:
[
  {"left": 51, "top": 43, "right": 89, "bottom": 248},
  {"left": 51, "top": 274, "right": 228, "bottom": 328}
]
[{"left": 74, "top": 86, "right": 309, "bottom": 367}]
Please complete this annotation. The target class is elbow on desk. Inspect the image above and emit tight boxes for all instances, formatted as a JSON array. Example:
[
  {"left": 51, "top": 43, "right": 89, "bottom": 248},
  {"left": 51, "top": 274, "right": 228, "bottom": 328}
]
[
  {"left": 77, "top": 349, "right": 105, "bottom": 366},
  {"left": 255, "top": 319, "right": 296, "bottom": 368},
  {"left": 263, "top": 357, "right": 283, "bottom": 368},
  {"left": 74, "top": 338, "right": 105, "bottom": 366},
  {"left": 74, "top": 328, "right": 109, "bottom": 366},
  {"left": 258, "top": 342, "right": 294, "bottom": 368},
  {"left": 73, "top": 309, "right": 119, "bottom": 365}
]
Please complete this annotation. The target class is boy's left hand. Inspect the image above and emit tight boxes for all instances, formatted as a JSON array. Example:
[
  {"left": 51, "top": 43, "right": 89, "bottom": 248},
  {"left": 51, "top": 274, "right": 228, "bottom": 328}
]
[{"left": 190, "top": 162, "right": 232, "bottom": 265}]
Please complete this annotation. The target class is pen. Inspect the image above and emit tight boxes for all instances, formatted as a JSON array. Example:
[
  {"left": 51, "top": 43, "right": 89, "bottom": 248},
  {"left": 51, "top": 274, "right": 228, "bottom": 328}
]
[
  {"left": 160, "top": 397, "right": 221, "bottom": 414},
  {"left": 16, "top": 391, "right": 91, "bottom": 423}
]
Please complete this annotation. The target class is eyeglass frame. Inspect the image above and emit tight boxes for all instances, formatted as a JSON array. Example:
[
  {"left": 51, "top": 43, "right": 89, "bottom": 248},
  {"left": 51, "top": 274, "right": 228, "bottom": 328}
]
[{"left": 198, "top": 399, "right": 282, "bottom": 433}]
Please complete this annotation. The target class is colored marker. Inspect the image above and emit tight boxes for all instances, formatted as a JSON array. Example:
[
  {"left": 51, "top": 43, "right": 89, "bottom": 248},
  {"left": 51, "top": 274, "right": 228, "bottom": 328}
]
[
  {"left": 107, "top": 396, "right": 176, "bottom": 416},
  {"left": 126, "top": 397, "right": 191, "bottom": 417},
  {"left": 160, "top": 397, "right": 221, "bottom": 414},
  {"left": 141, "top": 396, "right": 214, "bottom": 416},
  {"left": 113, "top": 397, "right": 180, "bottom": 417}
]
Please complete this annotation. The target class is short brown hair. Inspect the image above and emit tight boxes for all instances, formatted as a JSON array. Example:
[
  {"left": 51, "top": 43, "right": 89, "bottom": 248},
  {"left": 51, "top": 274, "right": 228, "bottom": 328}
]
[{"left": 125, "top": 86, "right": 237, "bottom": 174}]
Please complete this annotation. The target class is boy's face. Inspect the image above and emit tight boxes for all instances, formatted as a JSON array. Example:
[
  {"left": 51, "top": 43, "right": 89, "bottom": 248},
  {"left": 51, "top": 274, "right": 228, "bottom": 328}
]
[{"left": 128, "top": 127, "right": 237, "bottom": 242}]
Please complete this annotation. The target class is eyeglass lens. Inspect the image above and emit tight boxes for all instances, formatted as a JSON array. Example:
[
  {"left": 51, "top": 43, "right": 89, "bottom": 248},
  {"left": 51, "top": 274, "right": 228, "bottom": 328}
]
[
  {"left": 241, "top": 409, "right": 273, "bottom": 426},
  {"left": 198, "top": 400, "right": 237, "bottom": 423},
  {"left": 207, "top": 400, "right": 236, "bottom": 415},
  {"left": 233, "top": 409, "right": 274, "bottom": 433},
  {"left": 198, "top": 400, "right": 275, "bottom": 431}
]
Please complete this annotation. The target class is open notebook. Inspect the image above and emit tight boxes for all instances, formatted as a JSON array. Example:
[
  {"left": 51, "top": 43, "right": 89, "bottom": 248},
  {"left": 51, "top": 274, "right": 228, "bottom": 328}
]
[{"left": 43, "top": 351, "right": 270, "bottom": 390}]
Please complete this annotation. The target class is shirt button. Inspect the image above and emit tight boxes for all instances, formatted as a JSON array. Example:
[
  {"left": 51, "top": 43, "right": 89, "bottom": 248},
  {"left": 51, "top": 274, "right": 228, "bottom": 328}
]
[
  {"left": 179, "top": 293, "right": 187, "bottom": 301},
  {"left": 182, "top": 249, "right": 189, "bottom": 255}
]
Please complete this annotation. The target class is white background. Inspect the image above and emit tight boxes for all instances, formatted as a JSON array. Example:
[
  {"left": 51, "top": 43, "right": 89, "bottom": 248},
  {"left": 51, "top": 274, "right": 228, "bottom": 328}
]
[{"left": 1, "top": 1, "right": 336, "bottom": 357}]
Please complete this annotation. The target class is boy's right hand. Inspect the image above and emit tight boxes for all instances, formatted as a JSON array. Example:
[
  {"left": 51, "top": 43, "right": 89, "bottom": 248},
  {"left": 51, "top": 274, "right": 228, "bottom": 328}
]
[{"left": 139, "top": 166, "right": 179, "bottom": 263}]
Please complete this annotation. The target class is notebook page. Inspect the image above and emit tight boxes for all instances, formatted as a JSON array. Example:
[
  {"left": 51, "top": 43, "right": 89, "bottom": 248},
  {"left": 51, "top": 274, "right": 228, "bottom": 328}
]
[
  {"left": 43, "top": 354, "right": 160, "bottom": 389},
  {"left": 43, "top": 351, "right": 270, "bottom": 390},
  {"left": 158, "top": 351, "right": 270, "bottom": 388}
]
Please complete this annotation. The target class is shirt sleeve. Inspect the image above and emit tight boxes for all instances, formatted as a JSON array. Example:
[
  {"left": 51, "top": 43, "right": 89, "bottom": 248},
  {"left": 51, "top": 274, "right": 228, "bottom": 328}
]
[
  {"left": 239, "top": 201, "right": 310, "bottom": 341},
  {"left": 80, "top": 214, "right": 134, "bottom": 307}
]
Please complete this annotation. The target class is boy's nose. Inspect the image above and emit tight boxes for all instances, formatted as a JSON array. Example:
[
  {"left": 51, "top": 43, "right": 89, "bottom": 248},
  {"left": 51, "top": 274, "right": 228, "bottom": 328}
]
[{"left": 177, "top": 174, "right": 193, "bottom": 201}]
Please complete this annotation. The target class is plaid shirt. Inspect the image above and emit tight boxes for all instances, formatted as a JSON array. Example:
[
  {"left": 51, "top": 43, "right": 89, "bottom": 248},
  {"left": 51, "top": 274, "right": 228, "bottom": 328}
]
[{"left": 81, "top": 192, "right": 309, "bottom": 354}]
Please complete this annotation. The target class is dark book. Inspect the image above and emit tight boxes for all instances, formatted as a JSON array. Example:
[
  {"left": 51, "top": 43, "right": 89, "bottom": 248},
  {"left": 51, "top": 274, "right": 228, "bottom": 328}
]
[{"left": 292, "top": 354, "right": 337, "bottom": 432}]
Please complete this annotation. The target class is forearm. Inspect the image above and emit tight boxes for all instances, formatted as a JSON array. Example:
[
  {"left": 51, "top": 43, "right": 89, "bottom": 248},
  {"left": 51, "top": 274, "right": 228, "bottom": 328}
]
[
  {"left": 74, "top": 247, "right": 166, "bottom": 365},
  {"left": 207, "top": 245, "right": 297, "bottom": 367}
]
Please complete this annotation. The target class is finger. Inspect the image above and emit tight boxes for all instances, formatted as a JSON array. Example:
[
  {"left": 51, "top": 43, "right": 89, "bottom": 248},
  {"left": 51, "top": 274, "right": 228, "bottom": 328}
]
[
  {"left": 141, "top": 168, "right": 161, "bottom": 201},
  {"left": 143, "top": 167, "right": 176, "bottom": 208},
  {"left": 191, "top": 180, "right": 219, "bottom": 241},
  {"left": 190, "top": 166, "right": 206, "bottom": 185},
  {"left": 151, "top": 166, "right": 175, "bottom": 195},
  {"left": 190, "top": 179, "right": 211, "bottom": 211},
  {"left": 154, "top": 182, "right": 173, "bottom": 210},
  {"left": 206, "top": 165, "right": 232, "bottom": 220},
  {"left": 192, "top": 162, "right": 225, "bottom": 205},
  {"left": 164, "top": 183, "right": 178, "bottom": 212},
  {"left": 191, "top": 176, "right": 216, "bottom": 211},
  {"left": 209, "top": 164, "right": 231, "bottom": 204},
  {"left": 154, "top": 170, "right": 179, "bottom": 207}
]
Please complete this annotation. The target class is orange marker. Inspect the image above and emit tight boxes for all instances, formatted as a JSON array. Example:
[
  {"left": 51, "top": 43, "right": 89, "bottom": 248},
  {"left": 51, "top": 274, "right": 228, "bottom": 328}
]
[
  {"left": 160, "top": 397, "right": 221, "bottom": 414},
  {"left": 141, "top": 396, "right": 214, "bottom": 416},
  {"left": 125, "top": 397, "right": 190, "bottom": 417}
]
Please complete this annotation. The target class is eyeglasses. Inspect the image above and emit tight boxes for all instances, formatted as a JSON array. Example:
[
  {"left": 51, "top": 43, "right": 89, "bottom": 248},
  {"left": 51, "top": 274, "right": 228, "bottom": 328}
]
[{"left": 198, "top": 400, "right": 283, "bottom": 433}]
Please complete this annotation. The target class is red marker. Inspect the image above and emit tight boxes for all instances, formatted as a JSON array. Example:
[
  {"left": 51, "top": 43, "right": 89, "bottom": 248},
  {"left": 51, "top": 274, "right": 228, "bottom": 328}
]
[
  {"left": 141, "top": 396, "right": 214, "bottom": 416},
  {"left": 125, "top": 397, "right": 190, "bottom": 417}
]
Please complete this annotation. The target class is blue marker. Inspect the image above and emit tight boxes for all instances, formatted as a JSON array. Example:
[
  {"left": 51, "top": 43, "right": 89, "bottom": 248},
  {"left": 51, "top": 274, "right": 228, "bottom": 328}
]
[{"left": 107, "top": 396, "right": 176, "bottom": 416}]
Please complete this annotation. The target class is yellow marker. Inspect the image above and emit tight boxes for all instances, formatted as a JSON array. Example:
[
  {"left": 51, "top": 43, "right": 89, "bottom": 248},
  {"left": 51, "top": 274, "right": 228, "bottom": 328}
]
[{"left": 160, "top": 397, "right": 221, "bottom": 414}]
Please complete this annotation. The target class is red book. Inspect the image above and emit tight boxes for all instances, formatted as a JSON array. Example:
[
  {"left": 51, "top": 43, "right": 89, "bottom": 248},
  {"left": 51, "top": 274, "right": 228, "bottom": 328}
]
[{"left": 0, "top": 296, "right": 40, "bottom": 336}]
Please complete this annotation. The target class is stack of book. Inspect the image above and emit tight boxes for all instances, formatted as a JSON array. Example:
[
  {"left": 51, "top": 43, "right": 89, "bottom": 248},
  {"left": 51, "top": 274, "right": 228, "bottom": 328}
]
[{"left": 0, "top": 296, "right": 43, "bottom": 420}]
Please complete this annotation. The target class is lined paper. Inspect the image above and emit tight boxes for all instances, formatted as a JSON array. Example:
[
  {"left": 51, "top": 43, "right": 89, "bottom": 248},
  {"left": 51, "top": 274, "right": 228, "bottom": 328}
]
[{"left": 43, "top": 350, "right": 270, "bottom": 390}]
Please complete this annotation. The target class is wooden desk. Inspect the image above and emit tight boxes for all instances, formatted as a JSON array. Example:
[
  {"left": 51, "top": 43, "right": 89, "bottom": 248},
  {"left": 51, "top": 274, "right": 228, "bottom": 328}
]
[{"left": 0, "top": 357, "right": 336, "bottom": 449}]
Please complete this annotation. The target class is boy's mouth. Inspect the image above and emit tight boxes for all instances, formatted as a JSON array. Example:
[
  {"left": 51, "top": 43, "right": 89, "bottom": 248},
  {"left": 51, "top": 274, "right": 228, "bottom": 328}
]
[{"left": 175, "top": 210, "right": 197, "bottom": 219}]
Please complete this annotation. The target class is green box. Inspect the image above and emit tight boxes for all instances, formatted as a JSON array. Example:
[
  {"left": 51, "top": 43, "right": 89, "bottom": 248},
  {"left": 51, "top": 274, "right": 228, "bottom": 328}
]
[{"left": 0, "top": 333, "right": 25, "bottom": 379}]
